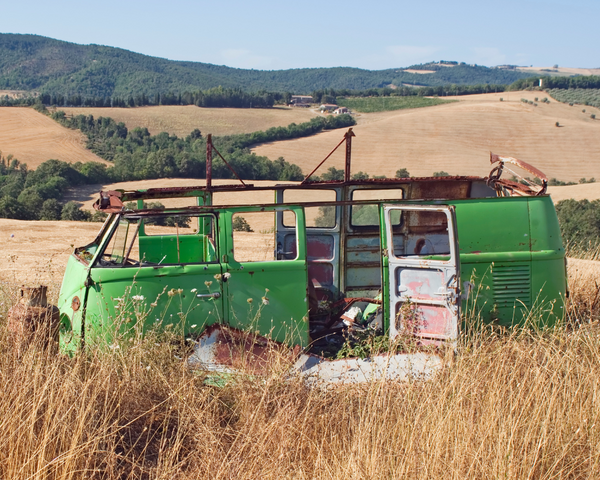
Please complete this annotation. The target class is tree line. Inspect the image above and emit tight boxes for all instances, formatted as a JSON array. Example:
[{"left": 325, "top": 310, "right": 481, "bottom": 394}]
[
  {"left": 310, "top": 83, "right": 508, "bottom": 104},
  {"left": 509, "top": 75, "right": 600, "bottom": 91},
  {"left": 555, "top": 199, "right": 600, "bottom": 250},
  {"left": 1, "top": 86, "right": 281, "bottom": 109}
]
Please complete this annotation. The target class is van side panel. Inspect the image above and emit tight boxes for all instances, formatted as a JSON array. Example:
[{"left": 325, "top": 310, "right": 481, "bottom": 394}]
[{"left": 453, "top": 197, "right": 538, "bottom": 328}]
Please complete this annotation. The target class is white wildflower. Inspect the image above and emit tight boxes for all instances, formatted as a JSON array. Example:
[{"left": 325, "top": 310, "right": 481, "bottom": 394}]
[
  {"left": 191, "top": 324, "right": 197, "bottom": 328},
  {"left": 132, "top": 295, "right": 145, "bottom": 301},
  {"left": 191, "top": 288, "right": 197, "bottom": 293}
]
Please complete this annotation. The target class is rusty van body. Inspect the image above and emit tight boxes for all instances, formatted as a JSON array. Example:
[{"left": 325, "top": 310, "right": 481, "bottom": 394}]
[{"left": 57, "top": 131, "right": 566, "bottom": 378}]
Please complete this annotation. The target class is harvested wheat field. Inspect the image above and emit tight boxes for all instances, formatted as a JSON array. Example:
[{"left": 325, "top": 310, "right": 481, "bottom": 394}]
[
  {"left": 59, "top": 105, "right": 321, "bottom": 138},
  {"left": 0, "top": 107, "right": 108, "bottom": 168},
  {"left": 517, "top": 66, "right": 600, "bottom": 77},
  {"left": 0, "top": 219, "right": 101, "bottom": 290},
  {"left": 254, "top": 91, "right": 600, "bottom": 182},
  {"left": 549, "top": 182, "right": 600, "bottom": 202}
]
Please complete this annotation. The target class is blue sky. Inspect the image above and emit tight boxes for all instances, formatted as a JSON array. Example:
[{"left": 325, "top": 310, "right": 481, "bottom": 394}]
[{"left": 0, "top": 0, "right": 598, "bottom": 71}]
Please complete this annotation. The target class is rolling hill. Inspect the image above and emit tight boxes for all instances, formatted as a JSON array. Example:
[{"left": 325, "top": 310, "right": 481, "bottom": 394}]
[
  {"left": 0, "top": 34, "right": 533, "bottom": 97},
  {"left": 253, "top": 91, "right": 600, "bottom": 182}
]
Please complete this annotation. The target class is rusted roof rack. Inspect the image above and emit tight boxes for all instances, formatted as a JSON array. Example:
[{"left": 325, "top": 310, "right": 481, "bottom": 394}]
[{"left": 92, "top": 128, "right": 549, "bottom": 212}]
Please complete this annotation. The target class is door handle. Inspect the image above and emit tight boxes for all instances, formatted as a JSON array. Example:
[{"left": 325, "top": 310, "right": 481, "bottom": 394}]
[{"left": 196, "top": 292, "right": 221, "bottom": 299}]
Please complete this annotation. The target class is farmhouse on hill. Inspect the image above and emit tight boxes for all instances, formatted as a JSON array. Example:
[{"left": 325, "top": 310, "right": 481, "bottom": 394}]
[
  {"left": 290, "top": 95, "right": 313, "bottom": 107},
  {"left": 333, "top": 107, "right": 350, "bottom": 115},
  {"left": 319, "top": 104, "right": 337, "bottom": 112}
]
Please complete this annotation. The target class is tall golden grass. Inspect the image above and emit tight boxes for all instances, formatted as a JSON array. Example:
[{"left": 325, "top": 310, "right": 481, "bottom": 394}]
[{"left": 0, "top": 269, "right": 599, "bottom": 479}]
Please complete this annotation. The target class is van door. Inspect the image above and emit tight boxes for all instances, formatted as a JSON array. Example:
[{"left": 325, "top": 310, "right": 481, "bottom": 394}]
[
  {"left": 222, "top": 206, "right": 309, "bottom": 347},
  {"left": 382, "top": 204, "right": 460, "bottom": 345},
  {"left": 85, "top": 213, "right": 224, "bottom": 345}
]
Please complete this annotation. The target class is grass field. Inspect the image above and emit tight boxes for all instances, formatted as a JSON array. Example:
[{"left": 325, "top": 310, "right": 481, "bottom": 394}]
[
  {"left": 2, "top": 88, "right": 600, "bottom": 477},
  {"left": 0, "top": 107, "right": 108, "bottom": 169},
  {"left": 58, "top": 105, "right": 321, "bottom": 138},
  {"left": 336, "top": 96, "right": 454, "bottom": 113},
  {"left": 254, "top": 91, "right": 600, "bottom": 182},
  {"left": 1, "top": 222, "right": 600, "bottom": 478}
]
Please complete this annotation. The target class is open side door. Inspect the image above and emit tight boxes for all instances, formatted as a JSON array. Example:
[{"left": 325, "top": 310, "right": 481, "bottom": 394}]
[{"left": 382, "top": 204, "right": 460, "bottom": 345}]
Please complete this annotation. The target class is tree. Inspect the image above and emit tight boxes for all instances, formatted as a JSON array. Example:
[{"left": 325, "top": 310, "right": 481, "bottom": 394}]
[
  {"left": 61, "top": 201, "right": 91, "bottom": 221},
  {"left": 433, "top": 171, "right": 450, "bottom": 177},
  {"left": 39, "top": 199, "right": 63, "bottom": 220},
  {"left": 0, "top": 195, "right": 26, "bottom": 219},
  {"left": 189, "top": 129, "right": 202, "bottom": 140},
  {"left": 351, "top": 171, "right": 369, "bottom": 180},
  {"left": 17, "top": 188, "right": 44, "bottom": 219},
  {"left": 395, "top": 168, "right": 410, "bottom": 178},
  {"left": 320, "top": 167, "right": 344, "bottom": 181},
  {"left": 232, "top": 216, "right": 253, "bottom": 232}
]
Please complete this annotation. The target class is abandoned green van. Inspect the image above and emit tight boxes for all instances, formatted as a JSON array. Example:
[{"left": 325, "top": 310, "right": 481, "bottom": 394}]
[{"left": 56, "top": 149, "right": 566, "bottom": 354}]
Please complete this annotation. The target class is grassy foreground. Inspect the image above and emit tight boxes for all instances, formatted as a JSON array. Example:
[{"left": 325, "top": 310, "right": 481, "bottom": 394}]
[{"left": 0, "top": 267, "right": 599, "bottom": 479}]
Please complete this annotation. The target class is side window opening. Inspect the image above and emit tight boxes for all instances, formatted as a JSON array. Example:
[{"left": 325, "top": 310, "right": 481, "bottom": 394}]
[
  {"left": 391, "top": 209, "right": 451, "bottom": 259},
  {"left": 96, "top": 214, "right": 217, "bottom": 267},
  {"left": 98, "top": 218, "right": 141, "bottom": 267},
  {"left": 233, "top": 210, "right": 297, "bottom": 262},
  {"left": 282, "top": 189, "right": 337, "bottom": 228},
  {"left": 350, "top": 189, "right": 404, "bottom": 228}
]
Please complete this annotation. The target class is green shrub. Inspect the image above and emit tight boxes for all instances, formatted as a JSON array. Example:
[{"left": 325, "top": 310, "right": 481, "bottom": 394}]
[
  {"left": 232, "top": 216, "right": 253, "bottom": 232},
  {"left": 61, "top": 201, "right": 91, "bottom": 221}
]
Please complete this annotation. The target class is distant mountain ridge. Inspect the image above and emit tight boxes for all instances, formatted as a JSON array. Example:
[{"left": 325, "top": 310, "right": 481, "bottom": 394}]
[{"left": 0, "top": 33, "right": 534, "bottom": 96}]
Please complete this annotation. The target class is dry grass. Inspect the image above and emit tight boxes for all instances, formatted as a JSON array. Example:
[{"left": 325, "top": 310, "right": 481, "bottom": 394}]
[
  {"left": 58, "top": 105, "right": 320, "bottom": 138},
  {"left": 1, "top": 218, "right": 600, "bottom": 478},
  {"left": 1, "top": 277, "right": 600, "bottom": 478},
  {"left": 0, "top": 107, "right": 108, "bottom": 169},
  {"left": 253, "top": 91, "right": 600, "bottom": 182}
]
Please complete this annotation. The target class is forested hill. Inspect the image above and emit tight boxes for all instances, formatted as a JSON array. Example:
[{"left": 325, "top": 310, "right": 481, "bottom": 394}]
[{"left": 0, "top": 33, "right": 533, "bottom": 96}]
